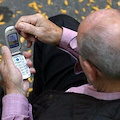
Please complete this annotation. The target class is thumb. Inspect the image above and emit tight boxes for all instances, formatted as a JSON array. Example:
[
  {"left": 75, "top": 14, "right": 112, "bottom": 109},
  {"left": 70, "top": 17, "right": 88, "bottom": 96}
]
[
  {"left": 17, "top": 22, "right": 39, "bottom": 37},
  {"left": 1, "top": 46, "right": 13, "bottom": 65}
]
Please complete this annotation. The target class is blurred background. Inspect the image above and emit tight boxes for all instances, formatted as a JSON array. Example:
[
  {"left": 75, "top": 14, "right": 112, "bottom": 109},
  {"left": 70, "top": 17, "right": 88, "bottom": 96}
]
[{"left": 0, "top": 0, "right": 120, "bottom": 94}]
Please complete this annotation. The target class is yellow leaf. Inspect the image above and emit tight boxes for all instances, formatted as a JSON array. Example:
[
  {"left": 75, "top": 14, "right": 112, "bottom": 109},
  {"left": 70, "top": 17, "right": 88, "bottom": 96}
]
[
  {"left": 0, "top": 14, "right": 4, "bottom": 21},
  {"left": 89, "top": 0, "right": 94, "bottom": 3},
  {"left": 28, "top": 77, "right": 34, "bottom": 83},
  {"left": 92, "top": 6, "right": 99, "bottom": 11},
  {"left": 0, "top": 43, "right": 3, "bottom": 47},
  {"left": 0, "top": 22, "right": 5, "bottom": 25},
  {"left": 48, "top": 0, "right": 51, "bottom": 5},
  {"left": 27, "top": 88, "right": 33, "bottom": 97},
  {"left": 87, "top": 3, "right": 91, "bottom": 7},
  {"left": 12, "top": 14, "right": 16, "bottom": 18},
  {"left": 0, "top": 55, "right": 2, "bottom": 59},
  {"left": 105, "top": 4, "right": 111, "bottom": 9},
  {"left": 38, "top": 4, "right": 43, "bottom": 8},
  {"left": 42, "top": 13, "right": 49, "bottom": 19},
  {"left": 117, "top": 1, "right": 120, "bottom": 6},
  {"left": 27, "top": 50, "right": 32, "bottom": 53},
  {"left": 17, "top": 11, "right": 22, "bottom": 14},
  {"left": 20, "top": 37, "right": 25, "bottom": 43},
  {"left": 75, "top": 9, "right": 79, "bottom": 14},
  {"left": 28, "top": 88, "right": 33, "bottom": 92},
  {"left": 29, "top": 2, "right": 41, "bottom": 13},
  {"left": 64, "top": 0, "right": 68, "bottom": 6},
  {"left": 0, "top": 0, "right": 4, "bottom": 4},
  {"left": 60, "top": 9, "right": 67, "bottom": 14},
  {"left": 81, "top": 16, "right": 85, "bottom": 20},
  {"left": 107, "top": 0, "right": 112, "bottom": 5},
  {"left": 78, "top": 0, "right": 84, "bottom": 2},
  {"left": 82, "top": 8, "right": 86, "bottom": 12},
  {"left": 91, "top": 10, "right": 95, "bottom": 13}
]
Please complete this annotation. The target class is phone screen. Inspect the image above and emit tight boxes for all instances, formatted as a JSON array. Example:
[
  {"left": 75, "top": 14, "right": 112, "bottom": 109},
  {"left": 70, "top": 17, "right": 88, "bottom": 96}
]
[{"left": 7, "top": 33, "right": 19, "bottom": 48}]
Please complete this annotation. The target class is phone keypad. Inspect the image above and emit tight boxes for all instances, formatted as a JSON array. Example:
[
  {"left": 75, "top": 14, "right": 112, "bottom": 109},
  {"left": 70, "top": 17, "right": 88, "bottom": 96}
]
[{"left": 12, "top": 54, "right": 31, "bottom": 79}]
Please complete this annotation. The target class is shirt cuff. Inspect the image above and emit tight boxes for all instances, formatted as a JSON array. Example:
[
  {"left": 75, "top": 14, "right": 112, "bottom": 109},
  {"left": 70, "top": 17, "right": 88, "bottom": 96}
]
[
  {"left": 59, "top": 27, "right": 83, "bottom": 74},
  {"left": 2, "top": 94, "right": 30, "bottom": 117},
  {"left": 59, "top": 27, "right": 77, "bottom": 49}
]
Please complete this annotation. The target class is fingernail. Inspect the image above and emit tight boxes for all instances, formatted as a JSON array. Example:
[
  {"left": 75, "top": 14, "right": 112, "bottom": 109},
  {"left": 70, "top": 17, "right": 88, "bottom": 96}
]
[
  {"left": 1, "top": 46, "right": 8, "bottom": 54},
  {"left": 18, "top": 23, "right": 25, "bottom": 30}
]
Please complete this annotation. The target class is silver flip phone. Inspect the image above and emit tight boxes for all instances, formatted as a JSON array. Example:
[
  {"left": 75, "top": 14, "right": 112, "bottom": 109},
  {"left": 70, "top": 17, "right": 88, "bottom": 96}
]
[{"left": 5, "top": 26, "right": 31, "bottom": 79}]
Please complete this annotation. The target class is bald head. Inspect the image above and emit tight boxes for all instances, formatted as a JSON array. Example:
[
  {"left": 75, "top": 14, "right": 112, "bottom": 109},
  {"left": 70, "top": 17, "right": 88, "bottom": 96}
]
[
  {"left": 77, "top": 9, "right": 120, "bottom": 79},
  {"left": 78, "top": 9, "right": 120, "bottom": 41}
]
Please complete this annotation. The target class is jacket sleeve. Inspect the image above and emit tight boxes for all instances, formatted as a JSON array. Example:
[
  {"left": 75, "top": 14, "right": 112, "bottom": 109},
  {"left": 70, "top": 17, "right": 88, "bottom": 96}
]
[{"left": 2, "top": 94, "right": 33, "bottom": 120}]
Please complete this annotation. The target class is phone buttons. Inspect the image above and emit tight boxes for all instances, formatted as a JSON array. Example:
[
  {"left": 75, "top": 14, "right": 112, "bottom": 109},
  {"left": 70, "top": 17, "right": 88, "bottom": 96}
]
[{"left": 16, "top": 58, "right": 19, "bottom": 61}]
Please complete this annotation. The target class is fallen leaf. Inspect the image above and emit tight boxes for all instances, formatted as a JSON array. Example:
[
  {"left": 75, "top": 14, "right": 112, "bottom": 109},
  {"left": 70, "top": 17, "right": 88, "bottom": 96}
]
[
  {"left": 92, "top": 6, "right": 99, "bottom": 11},
  {"left": 20, "top": 37, "right": 25, "bottom": 43},
  {"left": 107, "top": 0, "right": 112, "bottom": 5},
  {"left": 82, "top": 8, "right": 86, "bottom": 12},
  {"left": 0, "top": 14, "right": 4, "bottom": 21},
  {"left": 81, "top": 16, "right": 85, "bottom": 20},
  {"left": 117, "top": 1, "right": 120, "bottom": 6},
  {"left": 0, "top": 22, "right": 5, "bottom": 25},
  {"left": 17, "top": 11, "right": 22, "bottom": 14},
  {"left": 64, "top": 0, "right": 68, "bottom": 6},
  {"left": 78, "top": 0, "right": 84, "bottom": 2},
  {"left": 0, "top": 0, "right": 4, "bottom": 4},
  {"left": 89, "top": 0, "right": 94, "bottom": 3},
  {"left": 75, "top": 9, "right": 79, "bottom": 14},
  {"left": 60, "top": 9, "right": 67, "bottom": 14},
  {"left": 105, "top": 4, "right": 111, "bottom": 9},
  {"left": 29, "top": 2, "right": 41, "bottom": 13},
  {"left": 12, "top": 14, "right": 16, "bottom": 18},
  {"left": 27, "top": 50, "right": 32, "bottom": 53}
]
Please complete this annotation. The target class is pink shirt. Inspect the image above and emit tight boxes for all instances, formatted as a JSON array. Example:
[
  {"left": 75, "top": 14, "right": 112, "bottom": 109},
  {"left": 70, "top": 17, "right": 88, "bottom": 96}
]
[{"left": 2, "top": 27, "right": 120, "bottom": 120}]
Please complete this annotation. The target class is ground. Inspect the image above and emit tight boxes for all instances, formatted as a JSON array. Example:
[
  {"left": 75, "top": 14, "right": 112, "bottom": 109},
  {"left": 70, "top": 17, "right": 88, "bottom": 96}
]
[{"left": 0, "top": 0, "right": 120, "bottom": 93}]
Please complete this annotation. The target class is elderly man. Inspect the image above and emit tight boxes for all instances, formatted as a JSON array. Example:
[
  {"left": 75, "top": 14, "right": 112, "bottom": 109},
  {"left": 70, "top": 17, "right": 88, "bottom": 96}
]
[{"left": 1, "top": 9, "right": 120, "bottom": 120}]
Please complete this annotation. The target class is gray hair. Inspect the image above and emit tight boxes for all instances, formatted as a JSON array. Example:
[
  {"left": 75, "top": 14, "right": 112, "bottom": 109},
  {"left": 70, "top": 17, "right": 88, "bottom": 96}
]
[{"left": 79, "top": 25, "right": 120, "bottom": 79}]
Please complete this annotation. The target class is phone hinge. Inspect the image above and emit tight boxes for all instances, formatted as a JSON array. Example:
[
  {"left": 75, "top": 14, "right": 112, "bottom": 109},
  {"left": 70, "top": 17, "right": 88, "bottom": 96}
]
[{"left": 12, "top": 51, "right": 21, "bottom": 56}]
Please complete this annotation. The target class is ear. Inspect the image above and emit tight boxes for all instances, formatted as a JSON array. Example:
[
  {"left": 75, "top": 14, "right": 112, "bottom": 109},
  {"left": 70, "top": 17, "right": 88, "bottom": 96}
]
[{"left": 79, "top": 56, "right": 98, "bottom": 83}]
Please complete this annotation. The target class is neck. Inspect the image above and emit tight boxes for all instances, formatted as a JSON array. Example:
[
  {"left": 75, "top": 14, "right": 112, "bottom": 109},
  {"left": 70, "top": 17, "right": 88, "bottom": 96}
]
[{"left": 93, "top": 78, "right": 120, "bottom": 93}]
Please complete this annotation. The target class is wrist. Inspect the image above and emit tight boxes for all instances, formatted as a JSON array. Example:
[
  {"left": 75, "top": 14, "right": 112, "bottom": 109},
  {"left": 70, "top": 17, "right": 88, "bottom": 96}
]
[
  {"left": 5, "top": 88, "right": 27, "bottom": 97},
  {"left": 54, "top": 27, "right": 63, "bottom": 45}
]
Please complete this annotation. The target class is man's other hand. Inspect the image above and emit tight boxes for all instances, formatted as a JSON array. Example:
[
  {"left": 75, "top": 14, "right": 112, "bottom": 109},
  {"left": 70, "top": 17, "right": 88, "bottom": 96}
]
[
  {"left": 0, "top": 46, "right": 35, "bottom": 96},
  {"left": 15, "top": 13, "right": 63, "bottom": 48}
]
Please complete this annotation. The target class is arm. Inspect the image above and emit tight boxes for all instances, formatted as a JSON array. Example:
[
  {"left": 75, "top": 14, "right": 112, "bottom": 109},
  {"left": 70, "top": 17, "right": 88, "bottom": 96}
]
[
  {"left": 15, "top": 14, "right": 79, "bottom": 58},
  {"left": 15, "top": 14, "right": 82, "bottom": 73},
  {"left": 59, "top": 27, "right": 79, "bottom": 58},
  {"left": 2, "top": 94, "right": 33, "bottom": 120},
  {"left": 0, "top": 46, "right": 35, "bottom": 120}
]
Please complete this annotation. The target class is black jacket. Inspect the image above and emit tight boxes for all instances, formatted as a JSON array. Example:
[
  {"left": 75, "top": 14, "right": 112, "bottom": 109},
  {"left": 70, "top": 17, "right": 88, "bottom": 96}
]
[{"left": 30, "top": 91, "right": 120, "bottom": 120}]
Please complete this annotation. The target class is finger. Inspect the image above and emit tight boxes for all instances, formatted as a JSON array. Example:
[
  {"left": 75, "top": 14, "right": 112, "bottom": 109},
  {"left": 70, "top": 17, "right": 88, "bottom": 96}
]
[
  {"left": 22, "top": 52, "right": 32, "bottom": 58},
  {"left": 1, "top": 46, "right": 13, "bottom": 66},
  {"left": 23, "top": 80, "right": 30, "bottom": 93},
  {"left": 16, "top": 22, "right": 40, "bottom": 37},
  {"left": 20, "top": 32, "right": 36, "bottom": 48},
  {"left": 20, "top": 32, "right": 36, "bottom": 42},
  {"left": 20, "top": 31, "right": 29, "bottom": 39},
  {"left": 26, "top": 59, "right": 33, "bottom": 67},
  {"left": 27, "top": 41, "right": 32, "bottom": 48},
  {"left": 15, "top": 14, "right": 39, "bottom": 27},
  {"left": 30, "top": 67, "right": 36, "bottom": 74}
]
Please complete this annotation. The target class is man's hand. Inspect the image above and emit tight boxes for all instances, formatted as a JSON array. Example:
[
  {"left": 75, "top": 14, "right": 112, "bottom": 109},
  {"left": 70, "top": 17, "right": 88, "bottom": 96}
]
[
  {"left": 0, "top": 46, "right": 35, "bottom": 96},
  {"left": 15, "top": 13, "right": 63, "bottom": 48}
]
